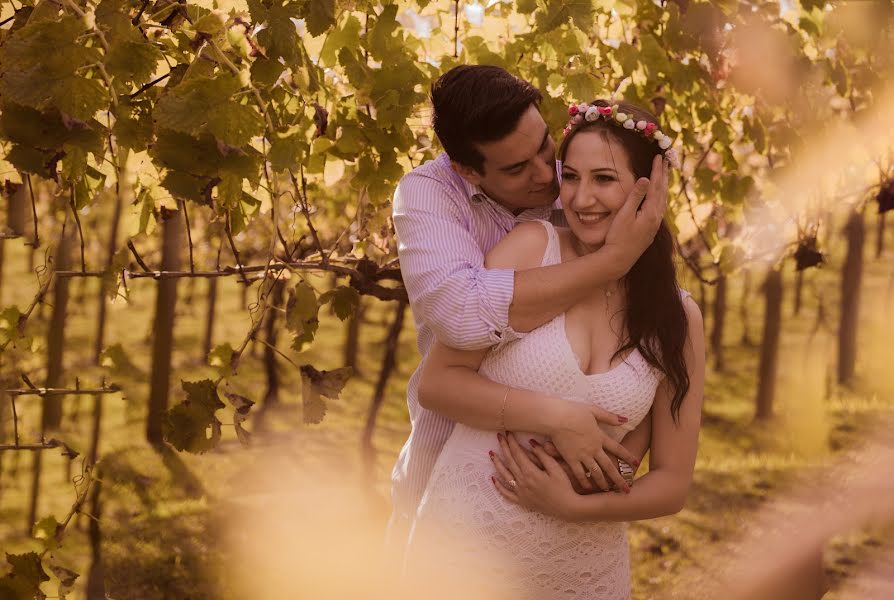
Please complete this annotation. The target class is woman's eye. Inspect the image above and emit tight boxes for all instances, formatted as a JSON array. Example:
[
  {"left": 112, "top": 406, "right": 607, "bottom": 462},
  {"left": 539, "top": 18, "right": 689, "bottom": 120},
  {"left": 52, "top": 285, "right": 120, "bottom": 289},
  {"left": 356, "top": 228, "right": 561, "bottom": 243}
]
[
  {"left": 561, "top": 172, "right": 577, "bottom": 180},
  {"left": 596, "top": 175, "right": 615, "bottom": 182}
]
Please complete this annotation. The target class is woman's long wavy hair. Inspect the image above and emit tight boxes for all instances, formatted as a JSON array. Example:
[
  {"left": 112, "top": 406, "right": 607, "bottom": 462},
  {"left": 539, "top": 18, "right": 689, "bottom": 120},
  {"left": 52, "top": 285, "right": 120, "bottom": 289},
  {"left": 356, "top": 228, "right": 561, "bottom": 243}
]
[{"left": 559, "top": 99, "right": 690, "bottom": 421}]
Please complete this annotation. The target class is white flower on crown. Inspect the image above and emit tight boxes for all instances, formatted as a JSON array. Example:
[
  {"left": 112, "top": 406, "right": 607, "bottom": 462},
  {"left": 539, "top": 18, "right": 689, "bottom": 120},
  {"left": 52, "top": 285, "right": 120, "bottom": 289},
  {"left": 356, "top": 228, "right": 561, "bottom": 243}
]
[
  {"left": 615, "top": 112, "right": 628, "bottom": 122},
  {"left": 623, "top": 118, "right": 635, "bottom": 129},
  {"left": 658, "top": 135, "right": 672, "bottom": 149},
  {"left": 636, "top": 120, "right": 648, "bottom": 130},
  {"left": 585, "top": 106, "right": 599, "bottom": 121}
]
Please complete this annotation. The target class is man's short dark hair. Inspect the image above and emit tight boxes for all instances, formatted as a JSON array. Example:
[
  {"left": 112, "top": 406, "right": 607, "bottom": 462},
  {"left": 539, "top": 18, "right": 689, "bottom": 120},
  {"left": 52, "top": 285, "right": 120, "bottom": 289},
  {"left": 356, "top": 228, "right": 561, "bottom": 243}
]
[{"left": 431, "top": 65, "right": 542, "bottom": 174}]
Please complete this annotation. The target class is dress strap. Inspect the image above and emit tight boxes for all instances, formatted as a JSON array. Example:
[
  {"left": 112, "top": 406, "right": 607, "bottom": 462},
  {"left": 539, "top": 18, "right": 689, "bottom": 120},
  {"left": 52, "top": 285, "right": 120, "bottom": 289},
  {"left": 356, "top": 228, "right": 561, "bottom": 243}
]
[{"left": 535, "top": 219, "right": 562, "bottom": 268}]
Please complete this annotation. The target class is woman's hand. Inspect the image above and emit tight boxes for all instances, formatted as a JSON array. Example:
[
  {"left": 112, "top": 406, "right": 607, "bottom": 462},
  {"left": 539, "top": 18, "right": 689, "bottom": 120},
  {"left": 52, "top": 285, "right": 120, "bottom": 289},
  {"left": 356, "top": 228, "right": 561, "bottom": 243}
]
[
  {"left": 549, "top": 401, "right": 638, "bottom": 493},
  {"left": 489, "top": 432, "right": 582, "bottom": 521}
]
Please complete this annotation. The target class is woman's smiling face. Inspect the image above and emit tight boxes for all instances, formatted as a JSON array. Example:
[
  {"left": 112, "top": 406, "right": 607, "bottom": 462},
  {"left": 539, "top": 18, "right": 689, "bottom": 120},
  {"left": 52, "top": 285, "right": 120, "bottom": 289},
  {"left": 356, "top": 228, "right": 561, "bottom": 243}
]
[{"left": 560, "top": 129, "right": 637, "bottom": 252}]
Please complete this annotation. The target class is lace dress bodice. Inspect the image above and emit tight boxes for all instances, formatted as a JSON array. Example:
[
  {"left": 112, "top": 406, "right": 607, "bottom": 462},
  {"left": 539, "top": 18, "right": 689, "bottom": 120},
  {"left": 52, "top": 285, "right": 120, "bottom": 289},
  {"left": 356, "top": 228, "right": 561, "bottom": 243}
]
[{"left": 405, "top": 221, "right": 663, "bottom": 599}]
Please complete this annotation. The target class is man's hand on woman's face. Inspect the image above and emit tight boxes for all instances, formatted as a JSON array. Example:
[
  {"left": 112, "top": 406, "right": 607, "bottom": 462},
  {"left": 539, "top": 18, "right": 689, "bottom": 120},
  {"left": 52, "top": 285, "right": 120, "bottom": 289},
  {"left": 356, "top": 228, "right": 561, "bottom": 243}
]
[{"left": 603, "top": 154, "right": 669, "bottom": 272}]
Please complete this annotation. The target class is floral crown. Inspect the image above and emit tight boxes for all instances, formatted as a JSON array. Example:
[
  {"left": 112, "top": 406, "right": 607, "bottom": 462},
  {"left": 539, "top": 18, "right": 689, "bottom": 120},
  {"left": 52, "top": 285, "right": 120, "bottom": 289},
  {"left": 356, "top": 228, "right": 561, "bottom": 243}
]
[{"left": 564, "top": 102, "right": 680, "bottom": 168}]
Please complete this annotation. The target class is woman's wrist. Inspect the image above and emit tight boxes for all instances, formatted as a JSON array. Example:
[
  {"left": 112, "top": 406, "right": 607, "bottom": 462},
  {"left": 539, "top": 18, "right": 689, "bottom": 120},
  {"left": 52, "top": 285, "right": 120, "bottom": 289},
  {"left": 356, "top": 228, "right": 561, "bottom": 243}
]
[
  {"left": 544, "top": 397, "right": 580, "bottom": 436},
  {"left": 564, "top": 491, "right": 602, "bottom": 522}
]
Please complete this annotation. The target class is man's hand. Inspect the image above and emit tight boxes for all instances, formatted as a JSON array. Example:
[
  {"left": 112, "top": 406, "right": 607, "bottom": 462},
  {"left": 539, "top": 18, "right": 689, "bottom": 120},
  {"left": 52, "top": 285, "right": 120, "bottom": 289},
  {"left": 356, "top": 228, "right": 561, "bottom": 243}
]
[
  {"left": 603, "top": 155, "right": 668, "bottom": 274},
  {"left": 549, "top": 401, "right": 639, "bottom": 493},
  {"left": 534, "top": 441, "right": 623, "bottom": 495}
]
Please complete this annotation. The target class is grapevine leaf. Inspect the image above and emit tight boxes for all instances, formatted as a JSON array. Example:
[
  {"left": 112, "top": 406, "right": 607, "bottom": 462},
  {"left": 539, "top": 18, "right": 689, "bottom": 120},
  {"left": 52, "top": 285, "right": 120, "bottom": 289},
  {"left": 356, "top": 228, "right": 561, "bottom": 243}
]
[
  {"left": 268, "top": 133, "right": 305, "bottom": 173},
  {"left": 0, "top": 552, "right": 50, "bottom": 599},
  {"left": 52, "top": 76, "right": 107, "bottom": 122},
  {"left": 100, "top": 248, "right": 130, "bottom": 301},
  {"left": 320, "top": 15, "right": 361, "bottom": 67},
  {"left": 0, "top": 306, "right": 25, "bottom": 346},
  {"left": 48, "top": 564, "right": 78, "bottom": 588},
  {"left": 319, "top": 286, "right": 359, "bottom": 321},
  {"left": 32, "top": 516, "right": 60, "bottom": 551},
  {"left": 286, "top": 282, "right": 319, "bottom": 350},
  {"left": 250, "top": 58, "right": 285, "bottom": 88},
  {"left": 301, "top": 377, "right": 327, "bottom": 424},
  {"left": 193, "top": 11, "right": 227, "bottom": 35},
  {"left": 106, "top": 39, "right": 163, "bottom": 87},
  {"left": 205, "top": 102, "right": 264, "bottom": 147},
  {"left": 163, "top": 380, "right": 225, "bottom": 454},
  {"left": 207, "top": 343, "right": 236, "bottom": 378},
  {"left": 257, "top": 4, "right": 301, "bottom": 61},
  {"left": 225, "top": 392, "right": 255, "bottom": 447},
  {"left": 535, "top": 0, "right": 594, "bottom": 33},
  {"left": 304, "top": 0, "right": 336, "bottom": 37},
  {"left": 300, "top": 365, "right": 352, "bottom": 423},
  {"left": 154, "top": 75, "right": 242, "bottom": 137},
  {"left": 4, "top": 145, "right": 55, "bottom": 179},
  {"left": 161, "top": 171, "right": 208, "bottom": 204}
]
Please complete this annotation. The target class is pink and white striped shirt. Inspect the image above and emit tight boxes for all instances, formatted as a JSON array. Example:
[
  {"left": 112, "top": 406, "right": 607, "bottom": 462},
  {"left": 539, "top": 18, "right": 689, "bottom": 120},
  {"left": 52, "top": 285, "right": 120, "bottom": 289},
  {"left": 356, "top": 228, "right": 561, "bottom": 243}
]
[{"left": 389, "top": 152, "right": 562, "bottom": 530}]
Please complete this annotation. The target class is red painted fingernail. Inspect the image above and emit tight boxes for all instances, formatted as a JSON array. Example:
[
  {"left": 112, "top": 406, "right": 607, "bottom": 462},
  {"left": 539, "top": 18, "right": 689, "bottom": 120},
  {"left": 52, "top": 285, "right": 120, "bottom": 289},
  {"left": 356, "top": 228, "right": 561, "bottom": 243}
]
[
  {"left": 633, "top": 459, "right": 640, "bottom": 467},
  {"left": 529, "top": 439, "right": 540, "bottom": 447},
  {"left": 491, "top": 476, "right": 496, "bottom": 486},
  {"left": 618, "top": 415, "right": 629, "bottom": 423},
  {"left": 488, "top": 450, "right": 495, "bottom": 458}
]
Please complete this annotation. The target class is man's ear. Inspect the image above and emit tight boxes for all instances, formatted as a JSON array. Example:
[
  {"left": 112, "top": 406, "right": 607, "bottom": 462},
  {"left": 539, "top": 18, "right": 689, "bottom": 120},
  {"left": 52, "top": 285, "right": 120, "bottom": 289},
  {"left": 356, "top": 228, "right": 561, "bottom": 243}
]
[{"left": 450, "top": 160, "right": 484, "bottom": 187}]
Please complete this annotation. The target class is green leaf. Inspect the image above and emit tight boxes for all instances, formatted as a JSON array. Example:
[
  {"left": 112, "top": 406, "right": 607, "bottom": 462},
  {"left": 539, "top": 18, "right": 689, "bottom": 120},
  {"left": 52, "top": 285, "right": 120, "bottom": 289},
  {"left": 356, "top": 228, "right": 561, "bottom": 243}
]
[
  {"left": 305, "top": 0, "right": 336, "bottom": 37},
  {"left": 32, "top": 516, "right": 60, "bottom": 551},
  {"left": 154, "top": 74, "right": 242, "bottom": 137},
  {"left": 257, "top": 4, "right": 301, "bottom": 61},
  {"left": 206, "top": 102, "right": 264, "bottom": 147},
  {"left": 535, "top": 0, "right": 594, "bottom": 33},
  {"left": 299, "top": 365, "right": 353, "bottom": 424},
  {"left": 225, "top": 392, "right": 254, "bottom": 447},
  {"left": 48, "top": 564, "right": 78, "bottom": 589},
  {"left": 193, "top": 11, "right": 227, "bottom": 35},
  {"left": 4, "top": 145, "right": 55, "bottom": 178},
  {"left": 0, "top": 306, "right": 25, "bottom": 346},
  {"left": 208, "top": 343, "right": 236, "bottom": 378},
  {"left": 285, "top": 281, "right": 319, "bottom": 336},
  {"left": 100, "top": 343, "right": 145, "bottom": 379},
  {"left": 106, "top": 39, "right": 163, "bottom": 86},
  {"left": 250, "top": 57, "right": 285, "bottom": 88},
  {"left": 163, "top": 379, "right": 225, "bottom": 454},
  {"left": 320, "top": 15, "right": 361, "bottom": 67},
  {"left": 319, "top": 286, "right": 359, "bottom": 321},
  {"left": 268, "top": 133, "right": 305, "bottom": 173},
  {"left": 52, "top": 76, "right": 107, "bottom": 121},
  {"left": 0, "top": 552, "right": 50, "bottom": 599}
]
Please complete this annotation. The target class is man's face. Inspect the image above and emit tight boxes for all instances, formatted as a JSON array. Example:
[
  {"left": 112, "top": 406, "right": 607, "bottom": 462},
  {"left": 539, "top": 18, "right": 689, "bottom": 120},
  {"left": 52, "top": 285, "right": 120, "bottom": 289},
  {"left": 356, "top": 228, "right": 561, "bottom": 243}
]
[{"left": 453, "top": 105, "right": 559, "bottom": 211}]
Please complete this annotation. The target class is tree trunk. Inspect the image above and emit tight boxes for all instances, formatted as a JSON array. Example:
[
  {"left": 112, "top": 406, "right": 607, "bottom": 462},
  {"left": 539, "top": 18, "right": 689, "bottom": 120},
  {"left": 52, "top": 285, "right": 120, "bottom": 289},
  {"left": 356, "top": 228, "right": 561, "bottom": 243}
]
[
  {"left": 361, "top": 301, "right": 407, "bottom": 472},
  {"left": 740, "top": 268, "right": 755, "bottom": 346},
  {"left": 343, "top": 300, "right": 364, "bottom": 373},
  {"left": 146, "top": 209, "right": 183, "bottom": 446},
  {"left": 755, "top": 268, "right": 783, "bottom": 420},
  {"left": 876, "top": 212, "right": 885, "bottom": 258},
  {"left": 43, "top": 223, "right": 75, "bottom": 430},
  {"left": 93, "top": 188, "right": 124, "bottom": 364},
  {"left": 793, "top": 268, "right": 804, "bottom": 317},
  {"left": 85, "top": 464, "right": 106, "bottom": 600},
  {"left": 202, "top": 277, "right": 218, "bottom": 360},
  {"left": 262, "top": 279, "right": 286, "bottom": 408},
  {"left": 710, "top": 274, "right": 727, "bottom": 372},
  {"left": 838, "top": 210, "right": 865, "bottom": 385}
]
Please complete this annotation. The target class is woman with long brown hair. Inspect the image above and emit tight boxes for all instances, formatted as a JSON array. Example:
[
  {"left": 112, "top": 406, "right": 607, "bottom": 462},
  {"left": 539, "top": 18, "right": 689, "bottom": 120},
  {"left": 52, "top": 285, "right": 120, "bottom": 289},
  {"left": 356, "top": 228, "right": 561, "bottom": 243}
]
[{"left": 404, "top": 99, "right": 705, "bottom": 599}]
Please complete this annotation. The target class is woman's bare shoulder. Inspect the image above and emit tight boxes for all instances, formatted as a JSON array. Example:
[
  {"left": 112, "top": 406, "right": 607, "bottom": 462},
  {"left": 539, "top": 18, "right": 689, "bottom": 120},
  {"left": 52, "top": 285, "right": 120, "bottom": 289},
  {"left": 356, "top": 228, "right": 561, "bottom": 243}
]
[{"left": 484, "top": 221, "right": 551, "bottom": 271}]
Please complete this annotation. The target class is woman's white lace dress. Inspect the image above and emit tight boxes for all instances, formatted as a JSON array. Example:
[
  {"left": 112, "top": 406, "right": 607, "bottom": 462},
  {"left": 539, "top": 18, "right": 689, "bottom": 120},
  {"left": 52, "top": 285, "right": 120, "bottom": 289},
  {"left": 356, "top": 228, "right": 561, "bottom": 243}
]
[{"left": 405, "top": 221, "right": 663, "bottom": 600}]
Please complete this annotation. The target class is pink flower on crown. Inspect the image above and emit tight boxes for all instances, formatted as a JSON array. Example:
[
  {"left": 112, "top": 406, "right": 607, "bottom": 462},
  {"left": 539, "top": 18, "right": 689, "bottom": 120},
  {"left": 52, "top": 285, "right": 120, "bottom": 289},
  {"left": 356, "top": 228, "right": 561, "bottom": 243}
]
[
  {"left": 597, "top": 106, "right": 613, "bottom": 116},
  {"left": 573, "top": 114, "right": 584, "bottom": 125},
  {"left": 563, "top": 126, "right": 571, "bottom": 136},
  {"left": 568, "top": 105, "right": 579, "bottom": 116},
  {"left": 643, "top": 122, "right": 658, "bottom": 136}
]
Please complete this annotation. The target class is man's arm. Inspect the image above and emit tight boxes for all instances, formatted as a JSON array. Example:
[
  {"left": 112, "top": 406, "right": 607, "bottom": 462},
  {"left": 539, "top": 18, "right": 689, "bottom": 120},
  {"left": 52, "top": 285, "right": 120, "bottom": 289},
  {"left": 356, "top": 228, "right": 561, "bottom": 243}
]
[{"left": 393, "top": 174, "right": 518, "bottom": 351}]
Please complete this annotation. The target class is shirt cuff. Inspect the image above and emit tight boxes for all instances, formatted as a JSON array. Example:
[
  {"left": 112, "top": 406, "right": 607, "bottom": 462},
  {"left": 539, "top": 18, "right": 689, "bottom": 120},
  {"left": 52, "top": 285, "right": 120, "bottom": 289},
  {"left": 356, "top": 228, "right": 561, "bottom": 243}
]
[{"left": 484, "top": 267, "right": 526, "bottom": 351}]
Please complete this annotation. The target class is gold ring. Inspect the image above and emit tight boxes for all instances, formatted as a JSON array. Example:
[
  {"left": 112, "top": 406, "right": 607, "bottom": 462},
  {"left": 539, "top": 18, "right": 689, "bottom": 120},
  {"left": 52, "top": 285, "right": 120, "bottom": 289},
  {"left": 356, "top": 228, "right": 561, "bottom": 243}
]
[{"left": 585, "top": 470, "right": 593, "bottom": 478}]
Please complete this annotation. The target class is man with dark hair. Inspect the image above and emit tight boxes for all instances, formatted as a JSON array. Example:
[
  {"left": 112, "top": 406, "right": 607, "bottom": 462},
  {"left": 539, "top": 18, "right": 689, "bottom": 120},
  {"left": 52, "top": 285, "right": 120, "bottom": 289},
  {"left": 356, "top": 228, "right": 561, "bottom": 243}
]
[{"left": 388, "top": 65, "right": 666, "bottom": 555}]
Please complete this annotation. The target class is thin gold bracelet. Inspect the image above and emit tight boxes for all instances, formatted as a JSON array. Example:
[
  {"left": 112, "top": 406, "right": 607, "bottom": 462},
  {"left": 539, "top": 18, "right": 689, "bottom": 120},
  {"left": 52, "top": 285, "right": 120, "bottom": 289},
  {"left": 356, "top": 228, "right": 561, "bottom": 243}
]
[{"left": 498, "top": 386, "right": 511, "bottom": 431}]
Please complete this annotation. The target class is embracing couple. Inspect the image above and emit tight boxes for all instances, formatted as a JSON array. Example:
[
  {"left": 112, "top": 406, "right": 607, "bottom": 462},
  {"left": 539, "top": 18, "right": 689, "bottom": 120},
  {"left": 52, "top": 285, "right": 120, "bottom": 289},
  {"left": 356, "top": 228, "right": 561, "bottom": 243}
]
[{"left": 387, "top": 65, "right": 705, "bottom": 599}]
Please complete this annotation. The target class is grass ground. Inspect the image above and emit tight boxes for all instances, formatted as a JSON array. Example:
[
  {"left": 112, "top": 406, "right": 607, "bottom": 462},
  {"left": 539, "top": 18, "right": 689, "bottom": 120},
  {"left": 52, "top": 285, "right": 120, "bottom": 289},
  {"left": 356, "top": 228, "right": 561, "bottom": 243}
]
[{"left": 0, "top": 212, "right": 892, "bottom": 599}]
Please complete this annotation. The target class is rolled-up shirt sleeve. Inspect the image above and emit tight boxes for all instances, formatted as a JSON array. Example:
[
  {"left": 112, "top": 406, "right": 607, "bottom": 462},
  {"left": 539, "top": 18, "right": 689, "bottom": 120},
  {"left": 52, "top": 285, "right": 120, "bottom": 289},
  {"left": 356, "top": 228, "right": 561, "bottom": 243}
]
[{"left": 393, "top": 174, "right": 522, "bottom": 351}]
